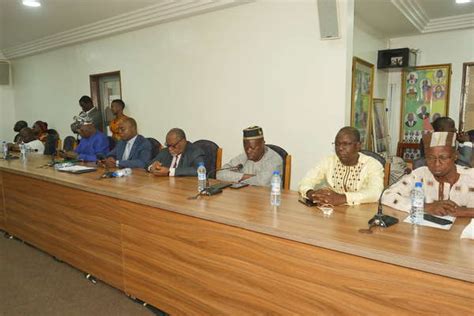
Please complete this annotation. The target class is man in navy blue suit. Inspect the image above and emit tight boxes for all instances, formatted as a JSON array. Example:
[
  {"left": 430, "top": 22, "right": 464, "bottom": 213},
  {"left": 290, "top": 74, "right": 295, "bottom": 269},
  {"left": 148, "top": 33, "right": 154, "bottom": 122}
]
[{"left": 105, "top": 117, "right": 152, "bottom": 169}]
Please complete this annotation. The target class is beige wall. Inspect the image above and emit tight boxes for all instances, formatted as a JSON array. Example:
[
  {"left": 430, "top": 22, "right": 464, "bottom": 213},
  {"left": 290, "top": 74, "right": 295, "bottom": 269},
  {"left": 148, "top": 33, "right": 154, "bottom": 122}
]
[{"left": 7, "top": 0, "right": 355, "bottom": 189}]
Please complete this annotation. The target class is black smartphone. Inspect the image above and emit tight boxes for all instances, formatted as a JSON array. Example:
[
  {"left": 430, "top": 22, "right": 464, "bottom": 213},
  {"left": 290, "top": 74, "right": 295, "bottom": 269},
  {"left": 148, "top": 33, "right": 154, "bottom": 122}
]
[
  {"left": 423, "top": 214, "right": 453, "bottom": 225},
  {"left": 298, "top": 196, "right": 319, "bottom": 207},
  {"left": 230, "top": 182, "right": 249, "bottom": 189}
]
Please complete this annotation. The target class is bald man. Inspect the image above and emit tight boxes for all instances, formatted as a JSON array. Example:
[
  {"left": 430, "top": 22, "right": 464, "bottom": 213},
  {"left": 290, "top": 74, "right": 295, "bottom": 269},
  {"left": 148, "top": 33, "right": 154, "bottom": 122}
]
[
  {"left": 299, "top": 126, "right": 384, "bottom": 206},
  {"left": 105, "top": 118, "right": 152, "bottom": 169},
  {"left": 383, "top": 132, "right": 474, "bottom": 217}
]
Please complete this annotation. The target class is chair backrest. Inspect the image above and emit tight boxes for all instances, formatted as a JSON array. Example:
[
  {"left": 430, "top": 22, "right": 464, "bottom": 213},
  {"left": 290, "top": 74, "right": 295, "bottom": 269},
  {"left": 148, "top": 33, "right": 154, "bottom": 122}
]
[
  {"left": 360, "top": 150, "right": 389, "bottom": 187},
  {"left": 266, "top": 144, "right": 291, "bottom": 190},
  {"left": 43, "top": 133, "right": 59, "bottom": 155},
  {"left": 193, "top": 139, "right": 221, "bottom": 178},
  {"left": 108, "top": 136, "right": 116, "bottom": 151},
  {"left": 63, "top": 136, "right": 77, "bottom": 151},
  {"left": 147, "top": 137, "right": 162, "bottom": 158}
]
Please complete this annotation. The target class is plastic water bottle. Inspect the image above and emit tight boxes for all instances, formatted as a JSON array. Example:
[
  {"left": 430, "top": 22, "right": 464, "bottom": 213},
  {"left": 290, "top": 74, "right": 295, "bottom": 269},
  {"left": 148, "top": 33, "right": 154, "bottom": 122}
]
[
  {"left": 270, "top": 171, "right": 282, "bottom": 207},
  {"left": 197, "top": 162, "right": 207, "bottom": 192},
  {"left": 410, "top": 182, "right": 424, "bottom": 225},
  {"left": 19, "top": 142, "right": 27, "bottom": 160},
  {"left": 2, "top": 141, "right": 8, "bottom": 159},
  {"left": 112, "top": 168, "right": 132, "bottom": 178}
]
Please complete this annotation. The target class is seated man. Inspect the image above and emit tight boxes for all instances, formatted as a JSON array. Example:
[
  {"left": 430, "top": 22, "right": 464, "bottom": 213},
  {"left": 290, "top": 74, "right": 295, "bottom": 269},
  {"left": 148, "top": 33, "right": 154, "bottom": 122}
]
[
  {"left": 382, "top": 132, "right": 473, "bottom": 217},
  {"left": 216, "top": 126, "right": 283, "bottom": 186},
  {"left": 9, "top": 127, "right": 44, "bottom": 154},
  {"left": 60, "top": 118, "right": 108, "bottom": 162},
  {"left": 147, "top": 128, "right": 205, "bottom": 177},
  {"left": 299, "top": 126, "right": 384, "bottom": 206},
  {"left": 416, "top": 117, "right": 472, "bottom": 168},
  {"left": 104, "top": 118, "right": 152, "bottom": 169},
  {"left": 13, "top": 120, "right": 28, "bottom": 143}
]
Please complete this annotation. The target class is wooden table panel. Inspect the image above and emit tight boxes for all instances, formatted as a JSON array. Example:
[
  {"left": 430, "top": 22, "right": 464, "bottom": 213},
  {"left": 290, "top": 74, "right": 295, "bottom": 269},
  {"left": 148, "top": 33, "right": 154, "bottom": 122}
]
[
  {"left": 121, "top": 202, "right": 474, "bottom": 315},
  {"left": 3, "top": 172, "right": 124, "bottom": 290}
]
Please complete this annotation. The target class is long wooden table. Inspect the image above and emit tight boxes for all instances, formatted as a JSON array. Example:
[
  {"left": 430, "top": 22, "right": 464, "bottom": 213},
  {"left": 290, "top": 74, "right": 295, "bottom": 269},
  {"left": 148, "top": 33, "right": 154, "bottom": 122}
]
[{"left": 0, "top": 156, "right": 473, "bottom": 315}]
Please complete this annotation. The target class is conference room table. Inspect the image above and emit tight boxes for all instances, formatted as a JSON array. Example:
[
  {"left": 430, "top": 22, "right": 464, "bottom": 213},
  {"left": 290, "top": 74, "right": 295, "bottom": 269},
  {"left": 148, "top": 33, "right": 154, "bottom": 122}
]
[{"left": 0, "top": 155, "right": 472, "bottom": 315}]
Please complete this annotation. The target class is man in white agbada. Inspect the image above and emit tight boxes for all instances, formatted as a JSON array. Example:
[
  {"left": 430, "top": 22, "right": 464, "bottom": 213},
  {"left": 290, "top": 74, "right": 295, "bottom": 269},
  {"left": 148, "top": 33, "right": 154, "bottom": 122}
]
[
  {"left": 382, "top": 132, "right": 474, "bottom": 217},
  {"left": 216, "top": 126, "right": 283, "bottom": 187}
]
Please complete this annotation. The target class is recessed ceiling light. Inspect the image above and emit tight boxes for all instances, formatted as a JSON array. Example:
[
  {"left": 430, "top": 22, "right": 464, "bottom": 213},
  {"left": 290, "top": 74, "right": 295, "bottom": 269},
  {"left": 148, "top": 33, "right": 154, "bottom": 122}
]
[
  {"left": 456, "top": 0, "right": 472, "bottom": 4},
  {"left": 22, "top": 0, "right": 41, "bottom": 7}
]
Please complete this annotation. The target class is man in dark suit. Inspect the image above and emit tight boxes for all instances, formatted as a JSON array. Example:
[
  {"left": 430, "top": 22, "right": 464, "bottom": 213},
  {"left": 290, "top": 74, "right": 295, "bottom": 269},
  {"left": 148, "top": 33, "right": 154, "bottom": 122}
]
[
  {"left": 104, "top": 118, "right": 152, "bottom": 169},
  {"left": 147, "top": 128, "right": 205, "bottom": 177}
]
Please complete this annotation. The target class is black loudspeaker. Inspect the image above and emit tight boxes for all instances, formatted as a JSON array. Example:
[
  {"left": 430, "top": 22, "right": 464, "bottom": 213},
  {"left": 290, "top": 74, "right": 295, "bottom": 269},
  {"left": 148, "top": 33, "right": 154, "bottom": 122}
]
[
  {"left": 317, "top": 0, "right": 340, "bottom": 40},
  {"left": 0, "top": 62, "right": 10, "bottom": 85}
]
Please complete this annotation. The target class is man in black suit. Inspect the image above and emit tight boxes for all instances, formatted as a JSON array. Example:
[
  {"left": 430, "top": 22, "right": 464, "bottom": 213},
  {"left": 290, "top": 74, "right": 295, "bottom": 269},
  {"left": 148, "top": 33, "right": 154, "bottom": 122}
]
[
  {"left": 147, "top": 128, "right": 205, "bottom": 177},
  {"left": 104, "top": 118, "right": 152, "bottom": 169}
]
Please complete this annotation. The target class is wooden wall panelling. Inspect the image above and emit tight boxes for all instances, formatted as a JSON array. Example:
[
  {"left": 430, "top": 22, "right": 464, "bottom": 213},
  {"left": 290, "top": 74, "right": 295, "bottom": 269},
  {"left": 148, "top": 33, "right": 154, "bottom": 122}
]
[
  {"left": 120, "top": 200, "right": 474, "bottom": 315},
  {"left": 3, "top": 172, "right": 124, "bottom": 290}
]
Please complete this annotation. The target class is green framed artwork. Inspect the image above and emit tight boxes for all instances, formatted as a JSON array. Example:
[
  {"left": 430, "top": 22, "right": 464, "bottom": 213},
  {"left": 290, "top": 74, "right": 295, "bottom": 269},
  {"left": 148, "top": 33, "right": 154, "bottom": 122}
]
[
  {"left": 351, "top": 57, "right": 374, "bottom": 150},
  {"left": 400, "top": 64, "right": 451, "bottom": 143}
]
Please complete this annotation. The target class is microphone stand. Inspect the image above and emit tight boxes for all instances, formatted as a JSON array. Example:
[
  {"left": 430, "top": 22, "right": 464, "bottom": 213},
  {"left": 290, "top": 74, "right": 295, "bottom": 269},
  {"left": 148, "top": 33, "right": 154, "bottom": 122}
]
[{"left": 366, "top": 172, "right": 406, "bottom": 228}]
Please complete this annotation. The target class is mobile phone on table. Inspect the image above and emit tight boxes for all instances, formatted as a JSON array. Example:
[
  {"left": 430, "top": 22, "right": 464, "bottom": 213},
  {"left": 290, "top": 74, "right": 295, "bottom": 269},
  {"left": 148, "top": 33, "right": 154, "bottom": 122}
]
[
  {"left": 230, "top": 182, "right": 249, "bottom": 189},
  {"left": 423, "top": 214, "right": 453, "bottom": 225},
  {"left": 298, "top": 196, "right": 319, "bottom": 207}
]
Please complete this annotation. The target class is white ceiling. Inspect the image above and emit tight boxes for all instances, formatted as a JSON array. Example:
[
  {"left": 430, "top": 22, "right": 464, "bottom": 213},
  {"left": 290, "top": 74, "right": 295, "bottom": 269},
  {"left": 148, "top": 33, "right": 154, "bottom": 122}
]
[
  {"left": 0, "top": 0, "right": 158, "bottom": 49},
  {"left": 355, "top": 0, "right": 474, "bottom": 38}
]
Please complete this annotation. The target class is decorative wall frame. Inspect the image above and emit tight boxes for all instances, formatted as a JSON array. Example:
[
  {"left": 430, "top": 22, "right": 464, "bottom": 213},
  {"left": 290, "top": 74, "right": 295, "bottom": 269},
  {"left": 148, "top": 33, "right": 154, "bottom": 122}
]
[
  {"left": 351, "top": 57, "right": 374, "bottom": 150},
  {"left": 400, "top": 64, "right": 451, "bottom": 143}
]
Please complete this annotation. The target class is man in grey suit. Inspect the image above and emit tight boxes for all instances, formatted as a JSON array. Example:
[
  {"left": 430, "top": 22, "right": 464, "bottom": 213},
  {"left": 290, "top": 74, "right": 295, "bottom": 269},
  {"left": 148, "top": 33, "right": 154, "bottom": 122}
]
[
  {"left": 71, "top": 95, "right": 103, "bottom": 133},
  {"left": 147, "top": 128, "right": 205, "bottom": 177},
  {"left": 104, "top": 118, "right": 152, "bottom": 169}
]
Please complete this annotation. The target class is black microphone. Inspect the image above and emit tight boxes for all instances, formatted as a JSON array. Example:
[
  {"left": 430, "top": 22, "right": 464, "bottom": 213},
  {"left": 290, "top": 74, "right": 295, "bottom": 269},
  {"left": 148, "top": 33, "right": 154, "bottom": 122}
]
[{"left": 366, "top": 170, "right": 409, "bottom": 228}]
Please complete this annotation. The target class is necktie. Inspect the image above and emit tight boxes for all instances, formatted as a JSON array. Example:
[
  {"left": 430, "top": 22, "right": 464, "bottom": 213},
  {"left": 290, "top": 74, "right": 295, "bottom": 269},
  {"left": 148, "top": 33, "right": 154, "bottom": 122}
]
[
  {"left": 122, "top": 141, "right": 132, "bottom": 160},
  {"left": 172, "top": 155, "right": 180, "bottom": 168}
]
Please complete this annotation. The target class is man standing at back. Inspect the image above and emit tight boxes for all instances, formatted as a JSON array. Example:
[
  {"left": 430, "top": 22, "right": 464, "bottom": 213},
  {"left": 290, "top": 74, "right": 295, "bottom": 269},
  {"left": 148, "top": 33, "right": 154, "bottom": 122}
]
[
  {"left": 71, "top": 96, "right": 103, "bottom": 133},
  {"left": 217, "top": 126, "right": 283, "bottom": 187},
  {"left": 147, "top": 128, "right": 205, "bottom": 177},
  {"left": 105, "top": 118, "right": 152, "bottom": 169}
]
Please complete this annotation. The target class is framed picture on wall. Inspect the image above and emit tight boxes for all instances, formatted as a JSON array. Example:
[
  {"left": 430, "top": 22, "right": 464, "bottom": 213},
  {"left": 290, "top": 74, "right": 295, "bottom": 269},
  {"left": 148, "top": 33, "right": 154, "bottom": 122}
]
[
  {"left": 350, "top": 57, "right": 374, "bottom": 150},
  {"left": 400, "top": 64, "right": 451, "bottom": 143},
  {"left": 372, "top": 98, "right": 390, "bottom": 157}
]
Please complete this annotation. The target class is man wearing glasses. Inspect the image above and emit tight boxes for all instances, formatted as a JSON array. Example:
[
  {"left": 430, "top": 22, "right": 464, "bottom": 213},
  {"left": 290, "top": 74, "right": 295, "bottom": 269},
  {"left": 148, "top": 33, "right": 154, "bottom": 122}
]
[
  {"left": 147, "top": 128, "right": 205, "bottom": 177},
  {"left": 382, "top": 132, "right": 474, "bottom": 217},
  {"left": 299, "top": 126, "right": 384, "bottom": 206}
]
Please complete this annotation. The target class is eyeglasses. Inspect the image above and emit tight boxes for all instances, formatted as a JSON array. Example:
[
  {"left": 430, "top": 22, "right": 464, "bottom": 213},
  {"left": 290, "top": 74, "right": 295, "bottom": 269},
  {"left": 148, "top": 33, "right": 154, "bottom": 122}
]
[
  {"left": 425, "top": 155, "right": 453, "bottom": 163},
  {"left": 332, "top": 141, "right": 358, "bottom": 148},
  {"left": 166, "top": 138, "right": 183, "bottom": 149}
]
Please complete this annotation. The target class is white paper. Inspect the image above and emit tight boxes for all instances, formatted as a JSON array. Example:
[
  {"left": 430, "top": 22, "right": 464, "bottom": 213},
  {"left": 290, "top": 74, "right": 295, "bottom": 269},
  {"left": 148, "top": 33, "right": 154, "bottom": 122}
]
[
  {"left": 57, "top": 165, "right": 96, "bottom": 172},
  {"left": 460, "top": 219, "right": 474, "bottom": 239},
  {"left": 403, "top": 215, "right": 455, "bottom": 230}
]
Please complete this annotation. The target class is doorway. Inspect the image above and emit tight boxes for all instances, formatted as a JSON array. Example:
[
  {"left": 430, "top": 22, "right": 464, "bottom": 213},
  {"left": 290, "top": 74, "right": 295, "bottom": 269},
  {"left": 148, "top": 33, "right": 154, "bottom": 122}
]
[{"left": 90, "top": 71, "right": 122, "bottom": 135}]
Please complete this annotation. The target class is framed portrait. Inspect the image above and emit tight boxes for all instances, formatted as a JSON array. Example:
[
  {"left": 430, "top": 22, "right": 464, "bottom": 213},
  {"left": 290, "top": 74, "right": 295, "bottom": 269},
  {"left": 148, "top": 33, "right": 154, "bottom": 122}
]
[
  {"left": 400, "top": 64, "right": 451, "bottom": 143},
  {"left": 372, "top": 98, "right": 390, "bottom": 157},
  {"left": 351, "top": 57, "right": 374, "bottom": 150}
]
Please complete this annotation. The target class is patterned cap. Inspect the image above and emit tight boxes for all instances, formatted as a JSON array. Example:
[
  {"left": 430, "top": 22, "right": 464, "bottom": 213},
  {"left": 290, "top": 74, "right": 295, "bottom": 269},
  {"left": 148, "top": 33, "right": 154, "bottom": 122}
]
[
  {"left": 243, "top": 126, "right": 264, "bottom": 140},
  {"left": 422, "top": 131, "right": 456, "bottom": 149}
]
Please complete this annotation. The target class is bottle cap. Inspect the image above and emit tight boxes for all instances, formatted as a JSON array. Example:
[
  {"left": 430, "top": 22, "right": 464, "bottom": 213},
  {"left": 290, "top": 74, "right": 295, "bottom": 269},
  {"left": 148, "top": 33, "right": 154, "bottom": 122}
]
[
  {"left": 273, "top": 171, "right": 280, "bottom": 175},
  {"left": 415, "top": 182, "right": 422, "bottom": 188},
  {"left": 198, "top": 162, "right": 205, "bottom": 166}
]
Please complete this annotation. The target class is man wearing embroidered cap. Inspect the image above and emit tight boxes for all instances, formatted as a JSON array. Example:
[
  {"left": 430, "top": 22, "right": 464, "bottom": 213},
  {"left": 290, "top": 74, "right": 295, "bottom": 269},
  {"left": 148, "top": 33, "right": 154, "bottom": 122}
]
[
  {"left": 59, "top": 117, "right": 109, "bottom": 162},
  {"left": 382, "top": 132, "right": 474, "bottom": 217},
  {"left": 216, "top": 126, "right": 282, "bottom": 186}
]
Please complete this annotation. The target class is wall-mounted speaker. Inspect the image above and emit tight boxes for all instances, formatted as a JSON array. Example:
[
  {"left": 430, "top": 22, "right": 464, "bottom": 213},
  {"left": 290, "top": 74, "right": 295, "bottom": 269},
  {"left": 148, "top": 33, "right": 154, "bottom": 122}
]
[
  {"left": 0, "top": 61, "right": 10, "bottom": 85},
  {"left": 317, "top": 0, "right": 340, "bottom": 40}
]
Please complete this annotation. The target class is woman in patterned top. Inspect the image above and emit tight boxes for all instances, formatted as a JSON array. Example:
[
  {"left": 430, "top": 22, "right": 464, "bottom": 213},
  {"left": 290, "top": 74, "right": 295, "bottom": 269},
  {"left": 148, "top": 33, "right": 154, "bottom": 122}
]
[
  {"left": 299, "top": 127, "right": 384, "bottom": 206},
  {"left": 109, "top": 99, "right": 128, "bottom": 141}
]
